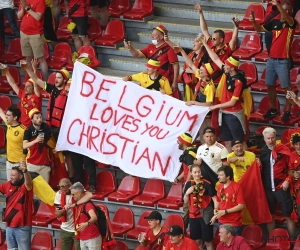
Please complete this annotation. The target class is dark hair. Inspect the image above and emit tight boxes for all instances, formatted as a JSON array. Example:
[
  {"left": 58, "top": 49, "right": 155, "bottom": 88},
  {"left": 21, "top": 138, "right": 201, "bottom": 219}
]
[
  {"left": 217, "top": 165, "right": 234, "bottom": 180},
  {"left": 190, "top": 164, "right": 201, "bottom": 172},
  {"left": 7, "top": 105, "right": 21, "bottom": 121},
  {"left": 214, "top": 30, "right": 225, "bottom": 39},
  {"left": 11, "top": 166, "right": 23, "bottom": 175},
  {"left": 281, "top": 0, "right": 291, "bottom": 6}
]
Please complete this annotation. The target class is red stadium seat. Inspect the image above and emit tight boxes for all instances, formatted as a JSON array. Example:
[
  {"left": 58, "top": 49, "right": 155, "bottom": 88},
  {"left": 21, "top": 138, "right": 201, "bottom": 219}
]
[
  {"left": 157, "top": 183, "right": 183, "bottom": 210},
  {"left": 95, "top": 20, "right": 125, "bottom": 47},
  {"left": 212, "top": 227, "right": 220, "bottom": 248},
  {"left": 250, "top": 68, "right": 270, "bottom": 92},
  {"left": 223, "top": 30, "right": 233, "bottom": 44},
  {"left": 0, "top": 228, "right": 4, "bottom": 246},
  {"left": 47, "top": 72, "right": 57, "bottom": 85},
  {"left": 254, "top": 47, "right": 268, "bottom": 62},
  {"left": 47, "top": 43, "right": 72, "bottom": 70},
  {"left": 32, "top": 202, "right": 56, "bottom": 227},
  {"left": 123, "top": 0, "right": 153, "bottom": 21},
  {"left": 56, "top": 16, "right": 72, "bottom": 41},
  {"left": 95, "top": 203, "right": 110, "bottom": 219},
  {"left": 293, "top": 235, "right": 300, "bottom": 250},
  {"left": 276, "top": 67, "right": 299, "bottom": 94},
  {"left": 0, "top": 241, "right": 7, "bottom": 250},
  {"left": 0, "top": 95, "right": 12, "bottom": 112},
  {"left": 51, "top": 218, "right": 62, "bottom": 229},
  {"left": 133, "top": 179, "right": 165, "bottom": 207},
  {"left": 135, "top": 246, "right": 149, "bottom": 250},
  {"left": 0, "top": 127, "right": 5, "bottom": 151},
  {"left": 22, "top": 70, "right": 43, "bottom": 86},
  {"left": 238, "top": 62, "right": 257, "bottom": 86},
  {"left": 93, "top": 170, "right": 116, "bottom": 200},
  {"left": 163, "top": 214, "right": 185, "bottom": 231},
  {"left": 126, "top": 210, "right": 152, "bottom": 239},
  {"left": 31, "top": 230, "right": 53, "bottom": 250},
  {"left": 110, "top": 240, "right": 129, "bottom": 250},
  {"left": 44, "top": 42, "right": 50, "bottom": 60},
  {"left": 241, "top": 225, "right": 264, "bottom": 249},
  {"left": 272, "top": 104, "right": 300, "bottom": 126},
  {"left": 239, "top": 3, "right": 265, "bottom": 31},
  {"left": 291, "top": 38, "right": 300, "bottom": 65},
  {"left": 109, "top": 0, "right": 131, "bottom": 18},
  {"left": 260, "top": 228, "right": 290, "bottom": 250},
  {"left": 232, "top": 33, "right": 262, "bottom": 60},
  {"left": 0, "top": 38, "right": 24, "bottom": 64},
  {"left": 108, "top": 175, "right": 141, "bottom": 203},
  {"left": 0, "top": 67, "right": 20, "bottom": 94},
  {"left": 97, "top": 161, "right": 109, "bottom": 168},
  {"left": 249, "top": 96, "right": 280, "bottom": 123},
  {"left": 111, "top": 207, "right": 135, "bottom": 237},
  {"left": 88, "top": 17, "right": 102, "bottom": 41}
]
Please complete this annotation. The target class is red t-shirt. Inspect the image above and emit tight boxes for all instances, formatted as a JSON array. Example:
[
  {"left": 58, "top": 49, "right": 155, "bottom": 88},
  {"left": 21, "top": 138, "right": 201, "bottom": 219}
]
[
  {"left": 263, "top": 19, "right": 296, "bottom": 58},
  {"left": 145, "top": 226, "right": 169, "bottom": 249},
  {"left": 69, "top": 0, "right": 89, "bottom": 17},
  {"left": 74, "top": 203, "right": 101, "bottom": 240},
  {"left": 289, "top": 151, "right": 300, "bottom": 171},
  {"left": 217, "top": 181, "right": 244, "bottom": 226},
  {"left": 19, "top": 0, "right": 46, "bottom": 35},
  {"left": 140, "top": 43, "right": 178, "bottom": 83},
  {"left": 216, "top": 236, "right": 251, "bottom": 250},
  {"left": 0, "top": 181, "right": 33, "bottom": 227},
  {"left": 165, "top": 237, "right": 199, "bottom": 250},
  {"left": 18, "top": 90, "right": 42, "bottom": 128}
]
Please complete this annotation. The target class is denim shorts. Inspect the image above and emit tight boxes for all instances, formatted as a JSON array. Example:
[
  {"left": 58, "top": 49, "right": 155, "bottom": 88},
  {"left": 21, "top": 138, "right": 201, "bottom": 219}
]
[
  {"left": 6, "top": 226, "right": 32, "bottom": 250},
  {"left": 265, "top": 58, "right": 291, "bottom": 89}
]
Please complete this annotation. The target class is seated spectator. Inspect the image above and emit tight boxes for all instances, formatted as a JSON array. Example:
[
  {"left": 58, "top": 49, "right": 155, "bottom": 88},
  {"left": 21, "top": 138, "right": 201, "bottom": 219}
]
[
  {"left": 286, "top": 90, "right": 300, "bottom": 107},
  {"left": 216, "top": 224, "right": 251, "bottom": 250},
  {"left": 123, "top": 59, "right": 172, "bottom": 95},
  {"left": 164, "top": 225, "right": 199, "bottom": 250},
  {"left": 138, "top": 211, "right": 169, "bottom": 249}
]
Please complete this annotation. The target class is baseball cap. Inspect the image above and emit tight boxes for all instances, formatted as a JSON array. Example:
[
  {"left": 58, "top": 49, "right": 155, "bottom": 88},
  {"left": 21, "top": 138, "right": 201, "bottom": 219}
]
[
  {"left": 144, "top": 211, "right": 162, "bottom": 222},
  {"left": 231, "top": 138, "right": 243, "bottom": 147},
  {"left": 166, "top": 225, "right": 184, "bottom": 236},
  {"left": 203, "top": 126, "right": 216, "bottom": 135}
]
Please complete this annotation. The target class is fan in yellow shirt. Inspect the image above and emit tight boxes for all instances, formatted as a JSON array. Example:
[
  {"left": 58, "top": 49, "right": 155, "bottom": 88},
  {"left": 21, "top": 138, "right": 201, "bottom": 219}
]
[{"left": 123, "top": 59, "right": 172, "bottom": 95}]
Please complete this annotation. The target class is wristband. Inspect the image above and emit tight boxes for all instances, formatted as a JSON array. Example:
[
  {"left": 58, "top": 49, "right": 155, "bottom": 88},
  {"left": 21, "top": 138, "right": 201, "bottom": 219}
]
[
  {"left": 22, "top": 169, "right": 28, "bottom": 173},
  {"left": 75, "top": 202, "right": 78, "bottom": 206},
  {"left": 87, "top": 221, "right": 91, "bottom": 226},
  {"left": 26, "top": 6, "right": 31, "bottom": 11},
  {"left": 225, "top": 210, "right": 228, "bottom": 214}
]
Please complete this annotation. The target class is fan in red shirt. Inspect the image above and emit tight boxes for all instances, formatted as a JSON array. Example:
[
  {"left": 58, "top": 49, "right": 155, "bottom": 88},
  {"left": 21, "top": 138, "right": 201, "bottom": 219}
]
[
  {"left": 211, "top": 166, "right": 244, "bottom": 236},
  {"left": 164, "top": 225, "right": 199, "bottom": 250},
  {"left": 138, "top": 211, "right": 169, "bottom": 250}
]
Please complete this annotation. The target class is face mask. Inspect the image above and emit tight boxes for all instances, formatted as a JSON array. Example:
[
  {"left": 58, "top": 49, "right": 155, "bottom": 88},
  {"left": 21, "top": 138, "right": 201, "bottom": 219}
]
[{"left": 152, "top": 40, "right": 158, "bottom": 45}]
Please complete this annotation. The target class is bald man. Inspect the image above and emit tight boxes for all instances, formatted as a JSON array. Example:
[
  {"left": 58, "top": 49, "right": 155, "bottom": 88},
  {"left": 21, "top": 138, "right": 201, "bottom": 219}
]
[{"left": 54, "top": 179, "right": 93, "bottom": 250}]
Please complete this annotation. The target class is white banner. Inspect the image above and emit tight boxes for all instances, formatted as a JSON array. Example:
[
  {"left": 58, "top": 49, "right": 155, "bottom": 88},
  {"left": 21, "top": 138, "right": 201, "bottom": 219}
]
[{"left": 56, "top": 62, "right": 209, "bottom": 181}]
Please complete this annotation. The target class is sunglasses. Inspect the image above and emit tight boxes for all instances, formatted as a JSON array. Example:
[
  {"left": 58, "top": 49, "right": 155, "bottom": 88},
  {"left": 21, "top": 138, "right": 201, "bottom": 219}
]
[
  {"left": 57, "top": 185, "right": 69, "bottom": 189},
  {"left": 212, "top": 37, "right": 219, "bottom": 41}
]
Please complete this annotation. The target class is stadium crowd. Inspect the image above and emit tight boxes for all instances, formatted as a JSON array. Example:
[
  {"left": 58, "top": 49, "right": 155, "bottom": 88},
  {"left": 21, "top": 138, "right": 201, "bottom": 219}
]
[{"left": 0, "top": 0, "right": 300, "bottom": 249}]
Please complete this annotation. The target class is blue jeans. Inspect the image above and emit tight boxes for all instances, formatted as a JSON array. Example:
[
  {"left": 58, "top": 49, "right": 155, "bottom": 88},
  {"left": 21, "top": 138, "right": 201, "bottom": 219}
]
[
  {"left": 265, "top": 58, "right": 291, "bottom": 89},
  {"left": 0, "top": 8, "right": 20, "bottom": 41},
  {"left": 6, "top": 226, "right": 32, "bottom": 250}
]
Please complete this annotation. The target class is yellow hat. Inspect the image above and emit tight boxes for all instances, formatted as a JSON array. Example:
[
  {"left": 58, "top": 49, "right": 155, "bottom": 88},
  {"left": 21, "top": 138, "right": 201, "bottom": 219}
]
[
  {"left": 57, "top": 69, "right": 70, "bottom": 81},
  {"left": 145, "top": 59, "right": 160, "bottom": 69},
  {"left": 26, "top": 78, "right": 34, "bottom": 85},
  {"left": 224, "top": 56, "right": 239, "bottom": 69},
  {"left": 177, "top": 132, "right": 193, "bottom": 146},
  {"left": 28, "top": 108, "right": 40, "bottom": 119},
  {"left": 66, "top": 78, "right": 72, "bottom": 87},
  {"left": 202, "top": 63, "right": 215, "bottom": 76}
]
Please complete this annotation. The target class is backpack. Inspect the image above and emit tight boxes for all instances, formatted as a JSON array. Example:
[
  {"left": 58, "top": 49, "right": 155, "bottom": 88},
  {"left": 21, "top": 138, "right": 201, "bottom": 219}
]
[{"left": 83, "top": 202, "right": 107, "bottom": 236}]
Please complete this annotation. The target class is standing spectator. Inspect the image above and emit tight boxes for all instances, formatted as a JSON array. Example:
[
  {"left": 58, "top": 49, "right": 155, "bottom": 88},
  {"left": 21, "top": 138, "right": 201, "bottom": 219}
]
[
  {"left": 251, "top": 0, "right": 296, "bottom": 121},
  {"left": 195, "top": 3, "right": 238, "bottom": 82},
  {"left": 201, "top": 37, "right": 252, "bottom": 152},
  {"left": 124, "top": 25, "right": 179, "bottom": 97},
  {"left": 217, "top": 224, "right": 251, "bottom": 250},
  {"left": 44, "top": 0, "right": 58, "bottom": 46},
  {"left": 70, "top": 182, "right": 101, "bottom": 250},
  {"left": 138, "top": 211, "right": 169, "bottom": 249},
  {"left": 0, "top": 105, "right": 26, "bottom": 180},
  {"left": 0, "top": 162, "right": 33, "bottom": 250},
  {"left": 52, "top": 0, "right": 61, "bottom": 30},
  {"left": 195, "top": 127, "right": 229, "bottom": 173},
  {"left": 183, "top": 164, "right": 217, "bottom": 250},
  {"left": 260, "top": 127, "right": 295, "bottom": 238},
  {"left": 122, "top": 59, "right": 172, "bottom": 95},
  {"left": 89, "top": 0, "right": 109, "bottom": 30},
  {"left": 67, "top": 0, "right": 90, "bottom": 50},
  {"left": 23, "top": 108, "right": 51, "bottom": 182},
  {"left": 4, "top": 60, "right": 42, "bottom": 128},
  {"left": 17, "top": 0, "right": 48, "bottom": 80},
  {"left": 164, "top": 225, "right": 199, "bottom": 250},
  {"left": 0, "top": 0, "right": 20, "bottom": 41},
  {"left": 55, "top": 178, "right": 93, "bottom": 250},
  {"left": 211, "top": 166, "right": 244, "bottom": 235}
]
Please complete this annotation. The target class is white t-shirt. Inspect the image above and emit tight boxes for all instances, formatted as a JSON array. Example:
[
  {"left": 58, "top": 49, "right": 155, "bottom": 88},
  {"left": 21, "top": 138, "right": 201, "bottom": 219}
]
[
  {"left": 196, "top": 142, "right": 228, "bottom": 173},
  {"left": 54, "top": 191, "right": 75, "bottom": 232},
  {"left": 0, "top": 0, "right": 14, "bottom": 9}
]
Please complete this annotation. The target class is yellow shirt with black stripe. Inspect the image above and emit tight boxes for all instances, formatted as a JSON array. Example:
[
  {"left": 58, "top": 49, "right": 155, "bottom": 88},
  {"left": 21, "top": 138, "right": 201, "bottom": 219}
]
[
  {"left": 195, "top": 69, "right": 215, "bottom": 103},
  {"left": 131, "top": 72, "right": 172, "bottom": 95},
  {"left": 5, "top": 121, "right": 26, "bottom": 162}
]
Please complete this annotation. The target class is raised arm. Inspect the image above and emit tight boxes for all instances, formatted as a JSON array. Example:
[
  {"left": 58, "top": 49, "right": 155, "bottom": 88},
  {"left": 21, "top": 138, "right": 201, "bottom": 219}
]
[
  {"left": 195, "top": 3, "right": 210, "bottom": 41},
  {"left": 5, "top": 68, "right": 20, "bottom": 95},
  {"left": 31, "top": 59, "right": 41, "bottom": 97},
  {"left": 200, "top": 37, "right": 223, "bottom": 69},
  {"left": 24, "top": 62, "right": 45, "bottom": 89},
  {"left": 19, "top": 161, "right": 33, "bottom": 190},
  {"left": 172, "top": 46, "right": 198, "bottom": 73},
  {"left": 123, "top": 40, "right": 145, "bottom": 58},
  {"left": 229, "top": 15, "right": 239, "bottom": 50},
  {"left": 249, "top": 10, "right": 266, "bottom": 32},
  {"left": 0, "top": 107, "right": 6, "bottom": 122},
  {"left": 274, "top": 0, "right": 293, "bottom": 25},
  {"left": 17, "top": 0, "right": 26, "bottom": 19}
]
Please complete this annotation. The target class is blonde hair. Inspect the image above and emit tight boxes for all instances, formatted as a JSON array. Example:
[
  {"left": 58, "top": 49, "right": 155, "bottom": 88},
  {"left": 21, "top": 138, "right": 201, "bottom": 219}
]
[{"left": 262, "top": 127, "right": 276, "bottom": 137}]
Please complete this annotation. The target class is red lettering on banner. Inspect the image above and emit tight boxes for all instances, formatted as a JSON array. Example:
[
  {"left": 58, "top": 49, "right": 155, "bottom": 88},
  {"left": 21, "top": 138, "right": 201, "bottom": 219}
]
[
  {"left": 99, "top": 129, "right": 107, "bottom": 153},
  {"left": 136, "top": 95, "right": 154, "bottom": 117},
  {"left": 120, "top": 136, "right": 134, "bottom": 158},
  {"left": 122, "top": 115, "right": 135, "bottom": 131},
  {"left": 132, "top": 141, "right": 139, "bottom": 162},
  {"left": 177, "top": 111, "right": 198, "bottom": 131},
  {"left": 80, "top": 71, "right": 96, "bottom": 97},
  {"left": 118, "top": 85, "right": 133, "bottom": 112},
  {"left": 67, "top": 119, "right": 82, "bottom": 145},
  {"left": 103, "top": 133, "right": 118, "bottom": 154},
  {"left": 141, "top": 123, "right": 152, "bottom": 135},
  {"left": 113, "top": 110, "right": 127, "bottom": 126},
  {"left": 156, "top": 129, "right": 169, "bottom": 140},
  {"left": 155, "top": 101, "right": 166, "bottom": 121},
  {"left": 90, "top": 103, "right": 98, "bottom": 120},
  {"left": 89, "top": 126, "right": 100, "bottom": 152},
  {"left": 100, "top": 107, "right": 113, "bottom": 123},
  {"left": 78, "top": 122, "right": 91, "bottom": 148},
  {"left": 135, "top": 147, "right": 151, "bottom": 170},
  {"left": 165, "top": 108, "right": 182, "bottom": 125},
  {"left": 131, "top": 119, "right": 141, "bottom": 132},
  {"left": 95, "top": 79, "right": 116, "bottom": 102},
  {"left": 153, "top": 152, "right": 171, "bottom": 176}
]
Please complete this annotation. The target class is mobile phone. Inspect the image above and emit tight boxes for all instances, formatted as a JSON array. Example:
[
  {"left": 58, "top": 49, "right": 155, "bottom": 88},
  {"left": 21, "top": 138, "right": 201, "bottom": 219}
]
[
  {"left": 54, "top": 204, "right": 63, "bottom": 210},
  {"left": 251, "top": 10, "right": 255, "bottom": 18},
  {"left": 57, "top": 206, "right": 63, "bottom": 210}
]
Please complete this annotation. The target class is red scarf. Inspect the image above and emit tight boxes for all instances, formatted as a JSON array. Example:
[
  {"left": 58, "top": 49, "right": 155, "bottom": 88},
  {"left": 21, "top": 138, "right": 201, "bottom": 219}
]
[{"left": 58, "top": 191, "right": 75, "bottom": 222}]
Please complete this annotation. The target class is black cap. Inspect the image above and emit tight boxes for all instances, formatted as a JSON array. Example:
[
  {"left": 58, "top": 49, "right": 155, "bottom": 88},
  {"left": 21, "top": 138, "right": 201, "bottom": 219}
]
[
  {"left": 203, "top": 126, "right": 216, "bottom": 135},
  {"left": 231, "top": 138, "right": 243, "bottom": 147},
  {"left": 144, "top": 211, "right": 162, "bottom": 222},
  {"left": 166, "top": 225, "right": 184, "bottom": 236}
]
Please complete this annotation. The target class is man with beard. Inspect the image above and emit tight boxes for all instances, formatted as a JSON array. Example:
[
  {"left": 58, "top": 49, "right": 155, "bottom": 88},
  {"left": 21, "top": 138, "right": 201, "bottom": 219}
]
[
  {"left": 0, "top": 161, "right": 33, "bottom": 250},
  {"left": 260, "top": 127, "right": 295, "bottom": 238},
  {"left": 23, "top": 108, "right": 51, "bottom": 182},
  {"left": 210, "top": 166, "right": 244, "bottom": 235}
]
